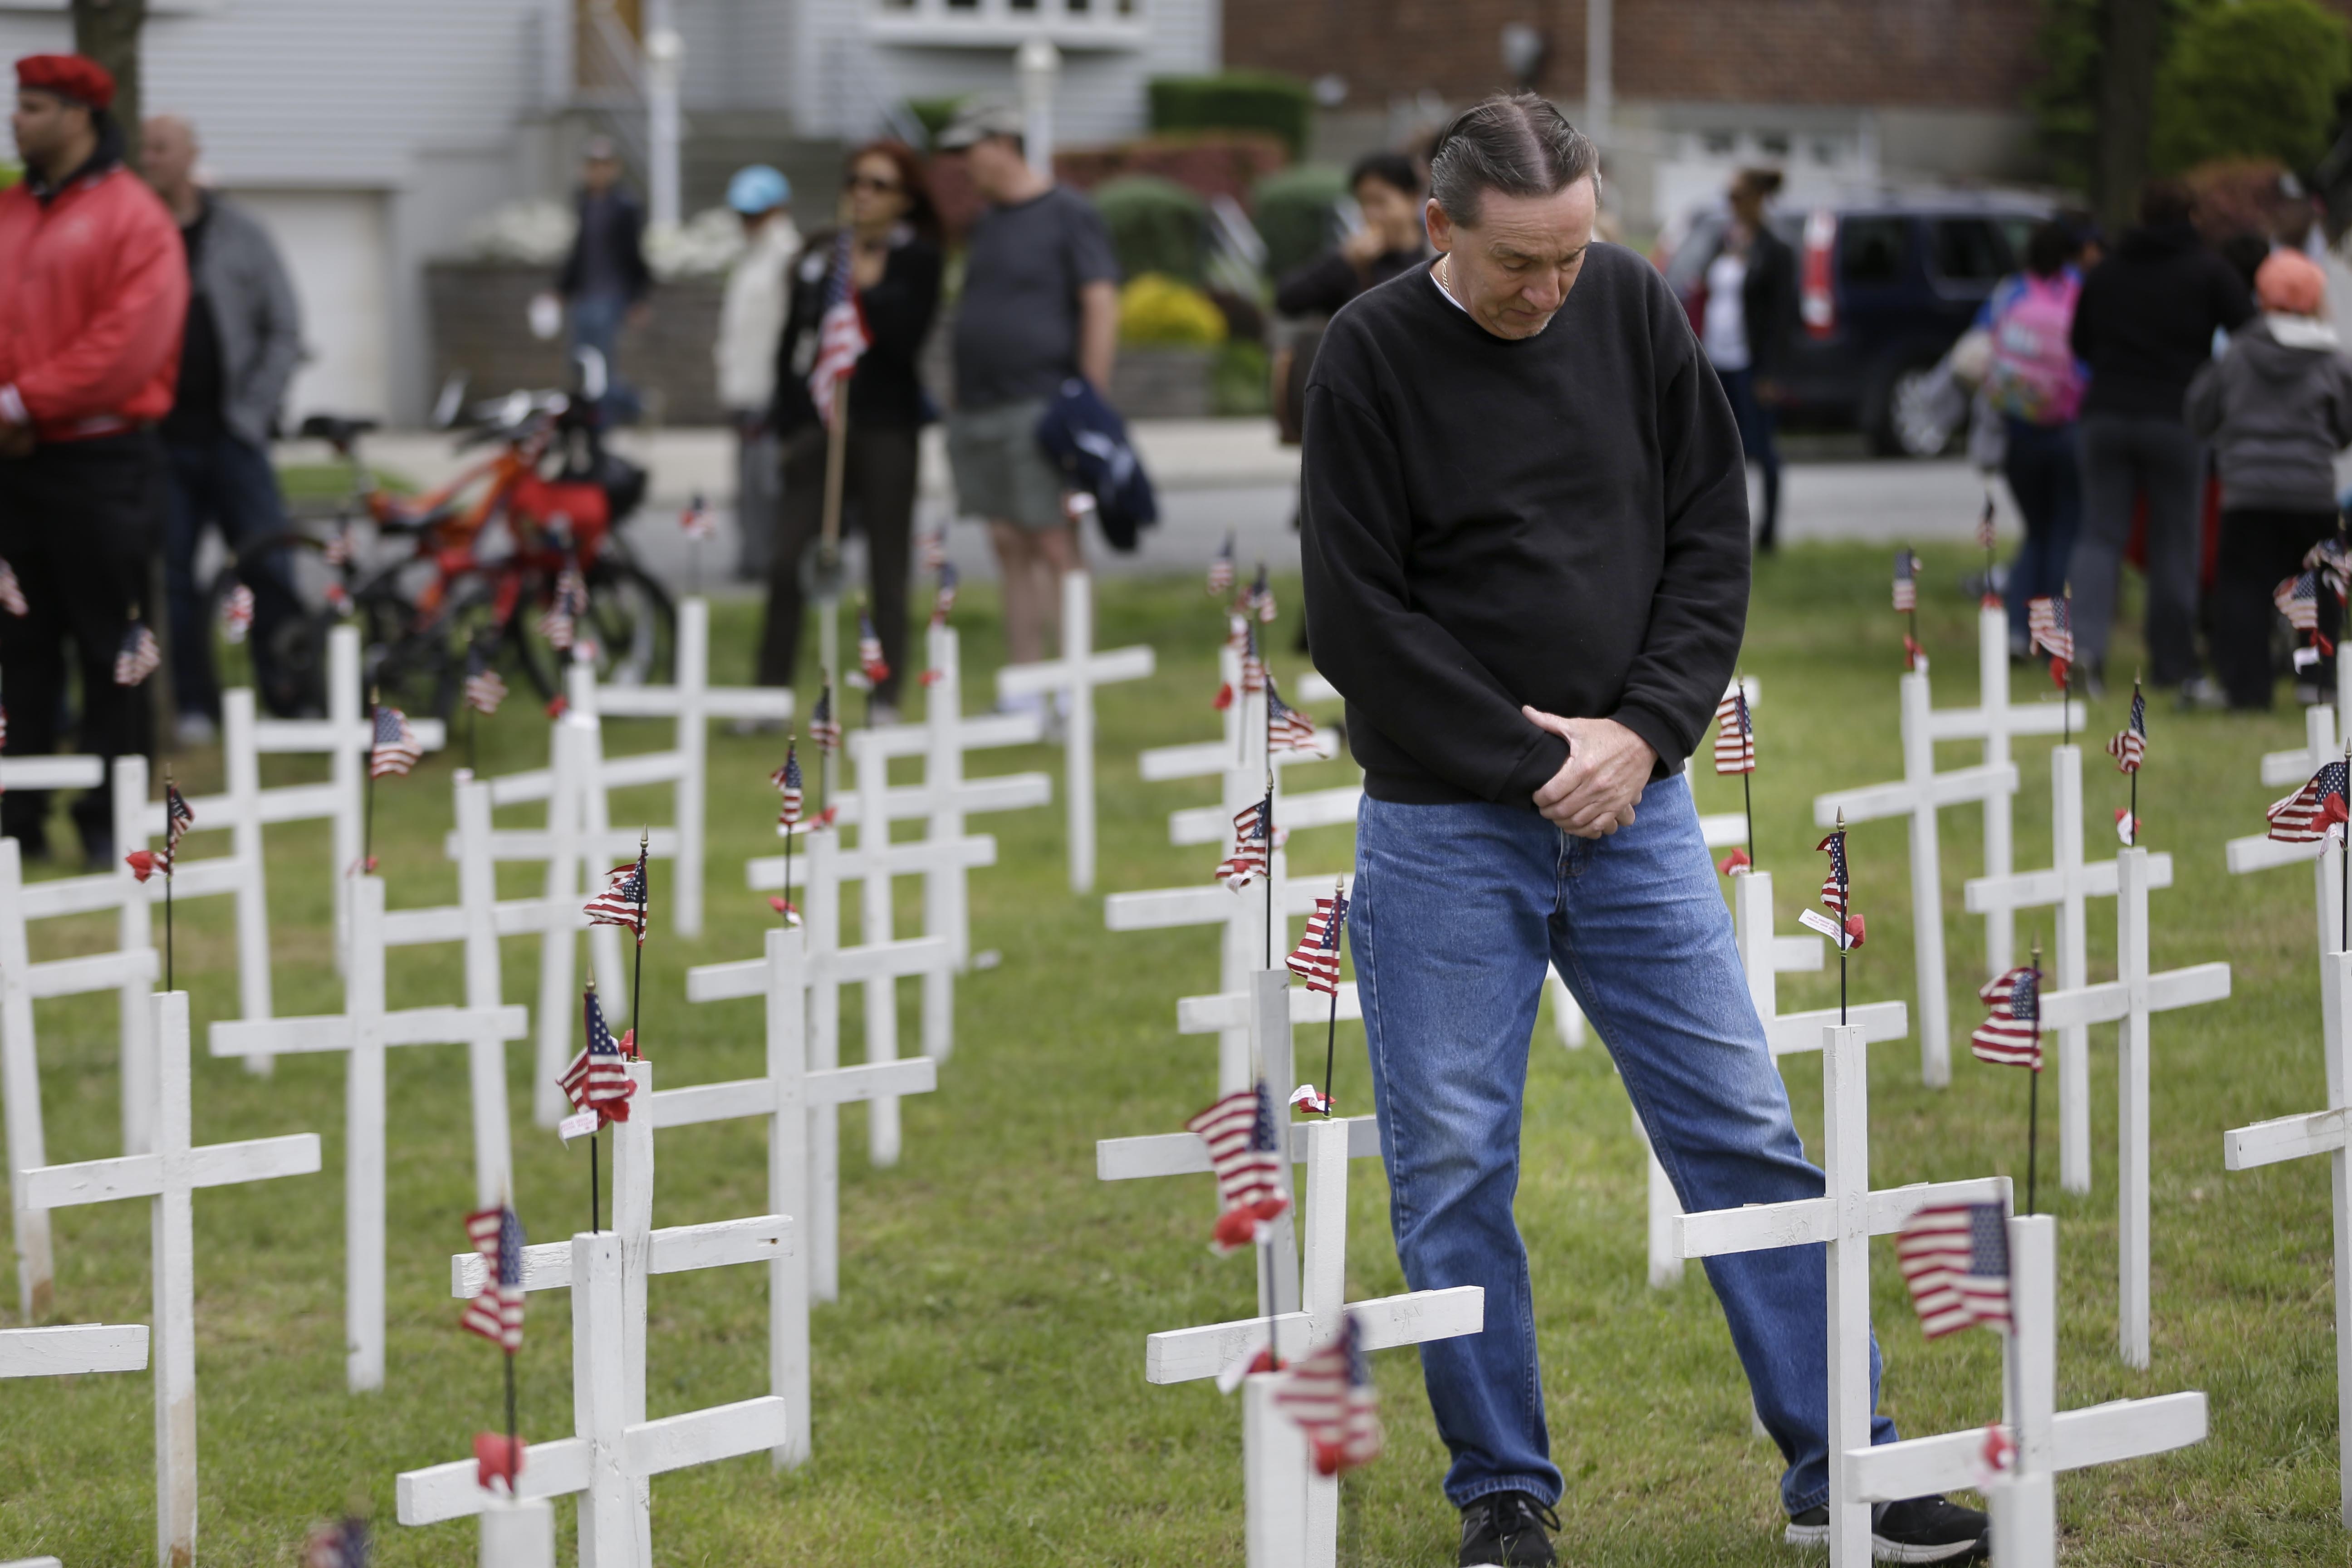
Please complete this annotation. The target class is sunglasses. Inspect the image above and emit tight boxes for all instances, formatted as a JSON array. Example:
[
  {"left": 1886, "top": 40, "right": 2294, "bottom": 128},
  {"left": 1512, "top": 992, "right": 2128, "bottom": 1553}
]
[{"left": 848, "top": 173, "right": 903, "bottom": 194}]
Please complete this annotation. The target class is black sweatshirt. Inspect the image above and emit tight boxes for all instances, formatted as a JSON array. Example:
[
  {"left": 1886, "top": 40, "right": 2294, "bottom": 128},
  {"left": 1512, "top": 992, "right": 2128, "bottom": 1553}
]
[
  {"left": 2070, "top": 223, "right": 2254, "bottom": 422},
  {"left": 1299, "top": 246, "right": 1751, "bottom": 806}
]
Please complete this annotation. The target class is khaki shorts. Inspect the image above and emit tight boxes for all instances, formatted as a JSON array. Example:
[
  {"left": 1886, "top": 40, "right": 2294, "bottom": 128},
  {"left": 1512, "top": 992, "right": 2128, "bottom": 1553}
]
[{"left": 947, "top": 398, "right": 1068, "bottom": 532}]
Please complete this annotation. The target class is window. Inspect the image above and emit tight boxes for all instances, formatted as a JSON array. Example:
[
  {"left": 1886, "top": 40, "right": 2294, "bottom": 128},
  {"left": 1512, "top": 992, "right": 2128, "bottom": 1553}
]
[
  {"left": 869, "top": 0, "right": 1145, "bottom": 41},
  {"left": 1929, "top": 218, "right": 2010, "bottom": 285},
  {"left": 1838, "top": 217, "right": 1910, "bottom": 287}
]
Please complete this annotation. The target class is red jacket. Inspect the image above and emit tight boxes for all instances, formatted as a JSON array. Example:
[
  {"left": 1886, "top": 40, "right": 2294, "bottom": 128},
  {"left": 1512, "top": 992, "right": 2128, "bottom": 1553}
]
[{"left": 0, "top": 160, "right": 187, "bottom": 441}]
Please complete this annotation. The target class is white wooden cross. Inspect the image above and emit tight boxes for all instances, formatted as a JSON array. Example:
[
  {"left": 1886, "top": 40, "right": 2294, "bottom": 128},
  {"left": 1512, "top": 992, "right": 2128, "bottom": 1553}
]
[
  {"left": 0, "top": 1321, "right": 148, "bottom": 1377},
  {"left": 0, "top": 753, "right": 100, "bottom": 792},
  {"left": 0, "top": 833, "right": 158, "bottom": 1320},
  {"left": 2227, "top": 735, "right": 2347, "bottom": 962},
  {"left": 1641, "top": 870, "right": 1911, "bottom": 1289},
  {"left": 18, "top": 991, "right": 319, "bottom": 1568},
  {"left": 208, "top": 876, "right": 527, "bottom": 1392},
  {"left": 2224, "top": 945, "right": 2352, "bottom": 1524},
  {"left": 246, "top": 622, "right": 446, "bottom": 963},
  {"left": 995, "top": 568, "right": 1155, "bottom": 892},
  {"left": 1924, "top": 604, "right": 2086, "bottom": 975},
  {"left": 1842, "top": 1213, "right": 2207, "bottom": 1565},
  {"left": 452, "top": 711, "right": 678, "bottom": 1121},
  {"left": 1813, "top": 664, "right": 2021, "bottom": 1088},
  {"left": 1965, "top": 745, "right": 2174, "bottom": 1197},
  {"left": 2033, "top": 846, "right": 2229, "bottom": 1368},
  {"left": 832, "top": 624, "right": 1051, "bottom": 1059},
  {"left": 137, "top": 689, "right": 278, "bottom": 1044},
  {"left": 1676, "top": 1021, "right": 2011, "bottom": 1567},
  {"left": 670, "top": 926, "right": 939, "bottom": 1462},
  {"left": 399, "top": 1063, "right": 791, "bottom": 1568}
]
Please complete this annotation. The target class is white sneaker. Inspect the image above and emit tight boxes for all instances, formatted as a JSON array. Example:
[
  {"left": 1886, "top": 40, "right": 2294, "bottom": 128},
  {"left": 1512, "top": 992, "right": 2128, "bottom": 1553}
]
[{"left": 174, "top": 711, "right": 218, "bottom": 747}]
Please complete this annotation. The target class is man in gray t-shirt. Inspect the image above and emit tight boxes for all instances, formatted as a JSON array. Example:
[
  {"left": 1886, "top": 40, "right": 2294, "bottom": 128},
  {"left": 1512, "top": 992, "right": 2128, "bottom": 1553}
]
[{"left": 936, "top": 102, "right": 1121, "bottom": 670}]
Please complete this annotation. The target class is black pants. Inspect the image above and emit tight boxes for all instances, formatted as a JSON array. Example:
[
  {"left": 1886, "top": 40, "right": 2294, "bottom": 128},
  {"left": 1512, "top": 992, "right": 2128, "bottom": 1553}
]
[
  {"left": 1720, "top": 366, "right": 1782, "bottom": 547},
  {"left": 756, "top": 422, "right": 917, "bottom": 706},
  {"left": 164, "top": 432, "right": 300, "bottom": 720},
  {"left": 2211, "top": 505, "right": 2339, "bottom": 709},
  {"left": 0, "top": 431, "right": 164, "bottom": 850}
]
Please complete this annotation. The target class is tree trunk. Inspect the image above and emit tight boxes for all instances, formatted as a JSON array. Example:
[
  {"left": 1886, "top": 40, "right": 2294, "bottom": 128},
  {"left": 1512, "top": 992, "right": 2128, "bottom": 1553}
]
[
  {"left": 72, "top": 0, "right": 147, "bottom": 172},
  {"left": 2094, "top": 0, "right": 2161, "bottom": 237}
]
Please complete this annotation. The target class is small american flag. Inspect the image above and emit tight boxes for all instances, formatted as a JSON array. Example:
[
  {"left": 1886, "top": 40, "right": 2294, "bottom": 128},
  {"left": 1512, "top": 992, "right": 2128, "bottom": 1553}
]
[
  {"left": 1186, "top": 1082, "right": 1291, "bottom": 1253},
  {"left": 1892, "top": 549, "right": 1920, "bottom": 612},
  {"left": 369, "top": 704, "right": 422, "bottom": 779},
  {"left": 1284, "top": 886, "right": 1348, "bottom": 995},
  {"left": 1207, "top": 531, "right": 1235, "bottom": 595},
  {"left": 2277, "top": 571, "right": 2324, "bottom": 636},
  {"left": 219, "top": 579, "right": 255, "bottom": 644},
  {"left": 114, "top": 621, "right": 161, "bottom": 687},
  {"left": 1970, "top": 965, "right": 2043, "bottom": 1069},
  {"left": 538, "top": 564, "right": 587, "bottom": 651},
  {"left": 809, "top": 682, "right": 842, "bottom": 752},
  {"left": 1275, "top": 1311, "right": 1383, "bottom": 1476},
  {"left": 773, "top": 742, "right": 804, "bottom": 828},
  {"left": 2107, "top": 686, "right": 2146, "bottom": 774},
  {"left": 583, "top": 847, "right": 650, "bottom": 943},
  {"left": 1713, "top": 688, "right": 1755, "bottom": 775},
  {"left": 459, "top": 1204, "right": 526, "bottom": 1351},
  {"left": 808, "top": 229, "right": 871, "bottom": 426},
  {"left": 1817, "top": 828, "right": 1851, "bottom": 919},
  {"left": 1216, "top": 794, "right": 1273, "bottom": 889},
  {"left": 1246, "top": 563, "right": 1277, "bottom": 624},
  {"left": 923, "top": 529, "right": 948, "bottom": 573},
  {"left": 932, "top": 561, "right": 959, "bottom": 626},
  {"left": 559, "top": 984, "right": 637, "bottom": 1124},
  {"left": 2269, "top": 760, "right": 2352, "bottom": 844},
  {"left": 2027, "top": 594, "right": 2073, "bottom": 683},
  {"left": 1240, "top": 622, "right": 1266, "bottom": 696},
  {"left": 1977, "top": 493, "right": 1998, "bottom": 553},
  {"left": 162, "top": 781, "right": 193, "bottom": 875},
  {"left": 1896, "top": 1201, "right": 2012, "bottom": 1338},
  {"left": 678, "top": 491, "right": 716, "bottom": 540},
  {"left": 302, "top": 1517, "right": 370, "bottom": 1568},
  {"left": 858, "top": 610, "right": 890, "bottom": 688},
  {"left": 463, "top": 652, "right": 508, "bottom": 716},
  {"left": 0, "top": 556, "right": 24, "bottom": 616},
  {"left": 1265, "top": 675, "right": 1318, "bottom": 755},
  {"left": 2308, "top": 535, "right": 2352, "bottom": 601}
]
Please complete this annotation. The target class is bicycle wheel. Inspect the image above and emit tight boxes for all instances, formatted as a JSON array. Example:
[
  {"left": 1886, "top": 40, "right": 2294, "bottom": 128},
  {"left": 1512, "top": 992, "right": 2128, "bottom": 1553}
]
[{"left": 577, "top": 553, "right": 676, "bottom": 688}]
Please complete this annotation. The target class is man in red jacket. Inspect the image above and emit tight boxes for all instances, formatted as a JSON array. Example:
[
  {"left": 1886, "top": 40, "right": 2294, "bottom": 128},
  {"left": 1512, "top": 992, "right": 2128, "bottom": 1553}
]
[{"left": 0, "top": 53, "right": 187, "bottom": 865}]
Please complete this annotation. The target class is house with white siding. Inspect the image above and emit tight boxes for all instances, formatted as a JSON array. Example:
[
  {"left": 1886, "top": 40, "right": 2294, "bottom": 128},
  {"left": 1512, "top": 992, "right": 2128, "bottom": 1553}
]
[{"left": 0, "top": 0, "right": 1215, "bottom": 422}]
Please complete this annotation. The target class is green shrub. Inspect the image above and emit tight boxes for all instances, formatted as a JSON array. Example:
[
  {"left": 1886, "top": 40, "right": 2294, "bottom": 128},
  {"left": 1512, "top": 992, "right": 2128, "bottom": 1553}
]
[
  {"left": 1211, "top": 341, "right": 1272, "bottom": 417},
  {"left": 1254, "top": 164, "right": 1349, "bottom": 284},
  {"left": 1148, "top": 72, "right": 1314, "bottom": 161},
  {"left": 2153, "top": 0, "right": 2352, "bottom": 173},
  {"left": 1094, "top": 174, "right": 1209, "bottom": 284},
  {"left": 1119, "top": 274, "right": 1228, "bottom": 347}
]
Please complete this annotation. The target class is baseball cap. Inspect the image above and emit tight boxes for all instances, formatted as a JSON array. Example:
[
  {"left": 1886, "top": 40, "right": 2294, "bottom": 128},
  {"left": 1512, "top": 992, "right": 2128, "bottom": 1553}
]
[
  {"left": 727, "top": 164, "right": 792, "bottom": 216},
  {"left": 934, "top": 100, "right": 1024, "bottom": 152}
]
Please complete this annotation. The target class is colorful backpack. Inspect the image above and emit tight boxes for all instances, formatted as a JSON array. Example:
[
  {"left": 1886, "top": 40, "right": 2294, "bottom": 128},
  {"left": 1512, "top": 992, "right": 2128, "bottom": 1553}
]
[{"left": 1984, "top": 272, "right": 2085, "bottom": 426}]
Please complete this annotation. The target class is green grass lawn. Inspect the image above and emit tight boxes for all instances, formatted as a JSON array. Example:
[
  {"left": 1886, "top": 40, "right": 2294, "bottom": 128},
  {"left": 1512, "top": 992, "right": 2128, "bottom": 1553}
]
[{"left": 3, "top": 546, "right": 2348, "bottom": 1563}]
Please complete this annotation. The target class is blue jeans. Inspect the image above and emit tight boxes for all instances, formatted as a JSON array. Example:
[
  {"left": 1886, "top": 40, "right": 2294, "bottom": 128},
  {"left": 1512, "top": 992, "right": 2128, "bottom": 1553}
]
[
  {"left": 2001, "top": 417, "right": 2082, "bottom": 648},
  {"left": 163, "top": 433, "right": 298, "bottom": 720},
  {"left": 568, "top": 290, "right": 643, "bottom": 423},
  {"left": 1718, "top": 367, "right": 1782, "bottom": 545},
  {"left": 1350, "top": 778, "right": 1896, "bottom": 1515}
]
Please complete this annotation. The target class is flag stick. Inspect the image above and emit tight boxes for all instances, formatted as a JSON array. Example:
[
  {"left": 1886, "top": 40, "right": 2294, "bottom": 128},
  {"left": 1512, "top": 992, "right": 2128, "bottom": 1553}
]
[
  {"left": 1263, "top": 769, "right": 1276, "bottom": 971},
  {"left": 162, "top": 769, "right": 175, "bottom": 991},
  {"left": 467, "top": 688, "right": 479, "bottom": 775},
  {"left": 363, "top": 689, "right": 379, "bottom": 873},
  {"left": 628, "top": 828, "right": 649, "bottom": 1052},
  {"left": 784, "top": 735, "right": 799, "bottom": 931},
  {"left": 1741, "top": 767, "right": 1755, "bottom": 870},
  {"left": 2027, "top": 932, "right": 2043, "bottom": 1217},
  {"left": 1836, "top": 808, "right": 1848, "bottom": 1027},
  {"left": 591, "top": 1130, "right": 601, "bottom": 1235},
  {"left": 1319, "top": 878, "right": 1344, "bottom": 1115},
  {"left": 2128, "top": 677, "right": 2139, "bottom": 847},
  {"left": 504, "top": 1347, "right": 517, "bottom": 1460}
]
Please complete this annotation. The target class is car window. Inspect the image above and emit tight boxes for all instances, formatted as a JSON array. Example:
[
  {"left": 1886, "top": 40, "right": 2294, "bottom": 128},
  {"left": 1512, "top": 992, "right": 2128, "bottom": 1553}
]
[
  {"left": 1930, "top": 218, "right": 2009, "bottom": 284},
  {"left": 1838, "top": 217, "right": 1910, "bottom": 286}
]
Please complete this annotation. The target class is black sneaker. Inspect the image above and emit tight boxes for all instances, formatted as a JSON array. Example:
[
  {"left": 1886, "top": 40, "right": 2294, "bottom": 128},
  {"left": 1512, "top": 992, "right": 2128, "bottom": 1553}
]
[
  {"left": 1784, "top": 1494, "right": 1988, "bottom": 1563},
  {"left": 1458, "top": 1490, "right": 1559, "bottom": 1568}
]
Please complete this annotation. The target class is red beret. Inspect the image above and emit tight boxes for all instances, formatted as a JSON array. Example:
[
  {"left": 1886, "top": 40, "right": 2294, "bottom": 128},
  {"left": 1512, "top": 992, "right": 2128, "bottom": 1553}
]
[{"left": 16, "top": 54, "right": 115, "bottom": 111}]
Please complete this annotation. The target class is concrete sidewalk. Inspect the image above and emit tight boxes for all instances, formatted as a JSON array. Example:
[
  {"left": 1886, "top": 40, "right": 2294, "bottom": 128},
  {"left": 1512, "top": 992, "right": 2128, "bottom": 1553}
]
[{"left": 277, "top": 419, "right": 2005, "bottom": 592}]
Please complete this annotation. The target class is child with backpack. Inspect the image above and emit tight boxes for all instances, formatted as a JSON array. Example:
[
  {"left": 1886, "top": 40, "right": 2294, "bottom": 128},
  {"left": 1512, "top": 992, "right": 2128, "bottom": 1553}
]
[
  {"left": 1984, "top": 221, "right": 2090, "bottom": 661},
  {"left": 2188, "top": 248, "right": 2352, "bottom": 709}
]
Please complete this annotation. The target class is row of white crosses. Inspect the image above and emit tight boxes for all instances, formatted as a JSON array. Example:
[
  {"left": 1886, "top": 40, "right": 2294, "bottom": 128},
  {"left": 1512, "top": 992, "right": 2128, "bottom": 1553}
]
[
  {"left": 209, "top": 874, "right": 528, "bottom": 1393},
  {"left": 1965, "top": 741, "right": 2171, "bottom": 1197},
  {"left": 1097, "top": 970, "right": 1484, "bottom": 1567},
  {"left": 1812, "top": 613, "right": 2079, "bottom": 1088},
  {"left": 493, "top": 597, "right": 794, "bottom": 940},
  {"left": 397, "top": 1063, "right": 793, "bottom": 1565},
  {"left": 1842, "top": 1213, "right": 2208, "bottom": 1566},
  {"left": 996, "top": 568, "right": 1154, "bottom": 893},
  {"left": 18, "top": 993, "right": 321, "bottom": 1568}
]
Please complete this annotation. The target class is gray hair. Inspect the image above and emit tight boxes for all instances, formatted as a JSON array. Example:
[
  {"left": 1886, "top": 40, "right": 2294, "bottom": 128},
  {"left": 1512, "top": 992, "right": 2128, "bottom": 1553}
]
[{"left": 1428, "top": 93, "right": 1599, "bottom": 227}]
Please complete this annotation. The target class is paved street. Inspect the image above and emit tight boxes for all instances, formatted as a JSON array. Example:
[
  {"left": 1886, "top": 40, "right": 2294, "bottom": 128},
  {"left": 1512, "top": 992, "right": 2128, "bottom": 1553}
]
[{"left": 285, "top": 420, "right": 2020, "bottom": 596}]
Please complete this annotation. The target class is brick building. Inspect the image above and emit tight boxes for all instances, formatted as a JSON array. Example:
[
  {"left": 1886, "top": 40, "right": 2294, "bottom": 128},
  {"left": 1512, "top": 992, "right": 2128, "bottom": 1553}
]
[{"left": 1225, "top": 0, "right": 2053, "bottom": 232}]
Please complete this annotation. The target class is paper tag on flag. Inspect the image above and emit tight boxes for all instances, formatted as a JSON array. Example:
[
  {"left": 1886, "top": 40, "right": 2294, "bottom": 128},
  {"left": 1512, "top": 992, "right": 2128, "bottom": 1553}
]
[
  {"left": 2114, "top": 808, "right": 2139, "bottom": 845},
  {"left": 1797, "top": 907, "right": 1862, "bottom": 950},
  {"left": 1289, "top": 1083, "right": 1333, "bottom": 1115},
  {"left": 1215, "top": 1330, "right": 1279, "bottom": 1394},
  {"left": 2297, "top": 646, "right": 2323, "bottom": 671},
  {"left": 558, "top": 1109, "right": 600, "bottom": 1142}
]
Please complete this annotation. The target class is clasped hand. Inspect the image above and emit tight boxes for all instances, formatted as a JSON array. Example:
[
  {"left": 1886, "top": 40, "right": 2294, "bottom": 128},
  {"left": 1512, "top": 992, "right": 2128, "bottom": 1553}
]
[{"left": 1524, "top": 709, "right": 1655, "bottom": 838}]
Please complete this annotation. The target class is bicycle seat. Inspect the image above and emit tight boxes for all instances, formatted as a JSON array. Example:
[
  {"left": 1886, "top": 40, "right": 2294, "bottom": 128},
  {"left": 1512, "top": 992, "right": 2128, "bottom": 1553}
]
[{"left": 299, "top": 414, "right": 380, "bottom": 449}]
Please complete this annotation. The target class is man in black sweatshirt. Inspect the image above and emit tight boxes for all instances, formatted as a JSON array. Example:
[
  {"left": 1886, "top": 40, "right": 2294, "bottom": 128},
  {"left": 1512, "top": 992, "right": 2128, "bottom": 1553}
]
[{"left": 1300, "top": 94, "right": 1989, "bottom": 1568}]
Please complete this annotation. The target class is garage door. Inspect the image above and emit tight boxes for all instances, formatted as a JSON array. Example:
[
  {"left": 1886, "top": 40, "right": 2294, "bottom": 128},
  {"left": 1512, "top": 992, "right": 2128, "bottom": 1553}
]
[{"left": 227, "top": 188, "right": 391, "bottom": 425}]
